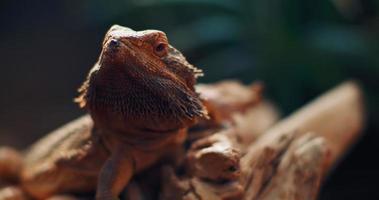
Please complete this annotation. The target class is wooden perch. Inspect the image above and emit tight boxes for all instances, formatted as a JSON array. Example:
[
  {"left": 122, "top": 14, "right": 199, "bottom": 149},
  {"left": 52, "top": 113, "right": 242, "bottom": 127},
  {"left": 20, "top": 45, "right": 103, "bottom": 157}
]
[
  {"left": 256, "top": 133, "right": 328, "bottom": 200},
  {"left": 254, "top": 81, "right": 364, "bottom": 169},
  {"left": 161, "top": 81, "right": 364, "bottom": 200},
  {"left": 197, "top": 81, "right": 264, "bottom": 122},
  {"left": 241, "top": 81, "right": 364, "bottom": 199},
  {"left": 186, "top": 130, "right": 241, "bottom": 182},
  {"left": 232, "top": 101, "right": 280, "bottom": 147},
  {"left": 241, "top": 133, "right": 329, "bottom": 200}
]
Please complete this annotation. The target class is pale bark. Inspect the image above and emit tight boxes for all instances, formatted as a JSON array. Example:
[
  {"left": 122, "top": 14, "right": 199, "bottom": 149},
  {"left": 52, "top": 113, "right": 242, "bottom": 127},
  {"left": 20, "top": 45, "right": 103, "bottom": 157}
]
[{"left": 161, "top": 81, "right": 365, "bottom": 200}]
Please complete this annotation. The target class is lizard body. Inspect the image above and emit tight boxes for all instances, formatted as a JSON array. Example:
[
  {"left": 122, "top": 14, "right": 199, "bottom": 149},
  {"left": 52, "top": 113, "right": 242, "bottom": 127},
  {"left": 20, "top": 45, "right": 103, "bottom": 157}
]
[{"left": 0, "top": 25, "right": 207, "bottom": 200}]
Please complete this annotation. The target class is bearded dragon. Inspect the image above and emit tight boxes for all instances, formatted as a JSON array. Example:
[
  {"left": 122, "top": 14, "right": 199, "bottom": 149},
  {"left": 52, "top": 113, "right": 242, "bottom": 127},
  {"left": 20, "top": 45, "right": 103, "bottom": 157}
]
[{"left": 0, "top": 25, "right": 208, "bottom": 200}]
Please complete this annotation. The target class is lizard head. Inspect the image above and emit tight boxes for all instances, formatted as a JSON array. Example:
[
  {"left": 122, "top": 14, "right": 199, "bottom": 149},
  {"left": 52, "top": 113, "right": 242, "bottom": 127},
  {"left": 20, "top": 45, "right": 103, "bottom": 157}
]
[
  {"left": 76, "top": 25, "right": 208, "bottom": 131},
  {"left": 100, "top": 25, "right": 169, "bottom": 69},
  {"left": 98, "top": 25, "right": 204, "bottom": 84}
]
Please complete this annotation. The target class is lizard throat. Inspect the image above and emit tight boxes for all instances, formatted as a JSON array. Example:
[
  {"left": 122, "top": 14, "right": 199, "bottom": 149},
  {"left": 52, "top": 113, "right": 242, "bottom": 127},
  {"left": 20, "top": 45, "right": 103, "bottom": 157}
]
[{"left": 82, "top": 75, "right": 208, "bottom": 127}]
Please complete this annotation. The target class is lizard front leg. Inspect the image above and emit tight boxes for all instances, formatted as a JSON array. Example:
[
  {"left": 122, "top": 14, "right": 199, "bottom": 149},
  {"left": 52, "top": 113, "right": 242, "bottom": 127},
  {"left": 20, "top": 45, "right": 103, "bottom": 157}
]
[{"left": 96, "top": 145, "right": 135, "bottom": 200}]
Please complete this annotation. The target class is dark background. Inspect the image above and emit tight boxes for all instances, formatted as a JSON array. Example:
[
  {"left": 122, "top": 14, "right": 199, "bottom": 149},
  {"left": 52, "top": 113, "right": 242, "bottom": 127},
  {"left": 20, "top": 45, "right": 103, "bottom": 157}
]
[{"left": 0, "top": 0, "right": 378, "bottom": 199}]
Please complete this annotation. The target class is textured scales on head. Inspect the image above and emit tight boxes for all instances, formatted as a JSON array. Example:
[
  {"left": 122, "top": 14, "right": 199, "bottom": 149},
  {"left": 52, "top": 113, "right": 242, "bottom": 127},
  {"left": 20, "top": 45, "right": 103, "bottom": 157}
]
[{"left": 75, "top": 25, "right": 208, "bottom": 126}]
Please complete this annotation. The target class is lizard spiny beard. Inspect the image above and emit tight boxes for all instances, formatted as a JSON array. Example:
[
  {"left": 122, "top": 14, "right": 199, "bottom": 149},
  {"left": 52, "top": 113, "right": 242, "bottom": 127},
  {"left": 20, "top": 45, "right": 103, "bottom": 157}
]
[{"left": 76, "top": 46, "right": 208, "bottom": 127}]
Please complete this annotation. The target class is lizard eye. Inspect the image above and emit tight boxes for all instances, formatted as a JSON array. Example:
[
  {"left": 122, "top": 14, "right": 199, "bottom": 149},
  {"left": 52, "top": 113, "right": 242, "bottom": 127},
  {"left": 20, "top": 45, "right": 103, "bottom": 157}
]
[{"left": 154, "top": 42, "right": 167, "bottom": 57}]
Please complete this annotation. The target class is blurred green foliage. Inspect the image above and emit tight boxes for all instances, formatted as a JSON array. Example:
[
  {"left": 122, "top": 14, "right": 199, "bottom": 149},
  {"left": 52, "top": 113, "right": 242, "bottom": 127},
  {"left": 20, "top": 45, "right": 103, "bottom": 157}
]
[
  {"left": 76, "top": 0, "right": 376, "bottom": 107},
  {"left": 73, "top": 0, "right": 379, "bottom": 123}
]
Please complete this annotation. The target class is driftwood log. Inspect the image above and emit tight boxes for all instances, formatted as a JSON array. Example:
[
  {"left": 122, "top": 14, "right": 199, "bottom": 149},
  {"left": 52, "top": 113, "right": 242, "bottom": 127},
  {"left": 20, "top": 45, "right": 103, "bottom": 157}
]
[
  {"left": 158, "top": 81, "right": 364, "bottom": 200},
  {"left": 0, "top": 80, "right": 363, "bottom": 200}
]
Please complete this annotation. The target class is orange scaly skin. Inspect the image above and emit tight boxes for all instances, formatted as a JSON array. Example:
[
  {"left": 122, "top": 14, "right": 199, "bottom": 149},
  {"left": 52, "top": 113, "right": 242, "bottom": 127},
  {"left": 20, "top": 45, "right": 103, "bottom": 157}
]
[{"left": 0, "top": 25, "right": 208, "bottom": 200}]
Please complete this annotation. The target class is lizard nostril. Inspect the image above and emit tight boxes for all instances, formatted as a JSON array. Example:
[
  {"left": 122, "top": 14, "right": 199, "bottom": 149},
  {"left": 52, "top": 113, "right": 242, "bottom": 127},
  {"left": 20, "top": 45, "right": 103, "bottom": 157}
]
[{"left": 109, "top": 39, "right": 119, "bottom": 48}]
